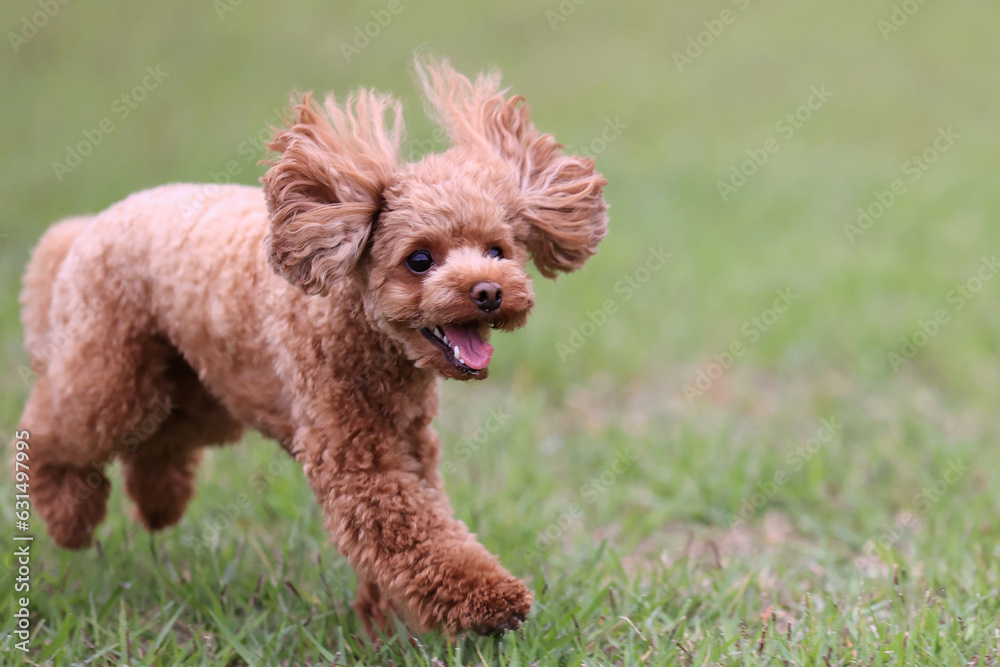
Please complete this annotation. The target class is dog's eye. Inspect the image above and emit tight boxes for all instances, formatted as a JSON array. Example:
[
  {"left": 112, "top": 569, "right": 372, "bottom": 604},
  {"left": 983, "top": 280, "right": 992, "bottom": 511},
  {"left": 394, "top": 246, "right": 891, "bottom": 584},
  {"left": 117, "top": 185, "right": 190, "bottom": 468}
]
[
  {"left": 406, "top": 250, "right": 434, "bottom": 273},
  {"left": 488, "top": 247, "right": 504, "bottom": 260}
]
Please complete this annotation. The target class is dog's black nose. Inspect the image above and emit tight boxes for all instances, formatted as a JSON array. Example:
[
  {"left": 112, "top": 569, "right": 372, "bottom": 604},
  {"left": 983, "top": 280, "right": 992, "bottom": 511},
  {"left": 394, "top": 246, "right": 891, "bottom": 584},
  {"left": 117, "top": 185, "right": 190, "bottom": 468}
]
[{"left": 471, "top": 281, "right": 502, "bottom": 312}]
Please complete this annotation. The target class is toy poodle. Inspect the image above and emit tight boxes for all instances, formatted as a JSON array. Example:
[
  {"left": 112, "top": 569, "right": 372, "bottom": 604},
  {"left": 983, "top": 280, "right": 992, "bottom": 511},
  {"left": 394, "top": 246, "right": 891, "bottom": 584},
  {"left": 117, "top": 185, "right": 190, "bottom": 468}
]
[{"left": 16, "top": 55, "right": 608, "bottom": 636}]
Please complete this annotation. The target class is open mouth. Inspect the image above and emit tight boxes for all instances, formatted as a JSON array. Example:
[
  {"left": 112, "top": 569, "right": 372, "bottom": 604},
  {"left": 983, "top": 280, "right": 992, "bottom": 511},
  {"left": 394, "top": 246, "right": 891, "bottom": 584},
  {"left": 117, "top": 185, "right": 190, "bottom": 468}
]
[{"left": 421, "top": 324, "right": 494, "bottom": 375}]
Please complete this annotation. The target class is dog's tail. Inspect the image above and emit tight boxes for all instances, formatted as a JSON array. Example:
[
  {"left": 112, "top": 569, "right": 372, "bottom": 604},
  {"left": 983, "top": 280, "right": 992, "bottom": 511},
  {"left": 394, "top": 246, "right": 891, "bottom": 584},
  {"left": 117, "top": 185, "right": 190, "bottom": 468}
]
[{"left": 20, "top": 216, "right": 93, "bottom": 370}]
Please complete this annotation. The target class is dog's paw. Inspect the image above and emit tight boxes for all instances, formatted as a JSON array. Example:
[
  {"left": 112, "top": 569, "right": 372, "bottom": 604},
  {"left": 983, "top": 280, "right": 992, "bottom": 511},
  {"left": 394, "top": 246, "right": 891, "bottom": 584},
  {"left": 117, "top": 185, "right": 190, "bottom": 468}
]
[{"left": 443, "top": 572, "right": 533, "bottom": 636}]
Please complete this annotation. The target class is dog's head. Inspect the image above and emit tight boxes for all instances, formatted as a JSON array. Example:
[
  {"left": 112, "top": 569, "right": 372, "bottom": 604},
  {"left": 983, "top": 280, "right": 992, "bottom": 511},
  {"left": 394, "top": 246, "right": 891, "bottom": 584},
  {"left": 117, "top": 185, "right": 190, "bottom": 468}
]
[{"left": 263, "top": 56, "right": 608, "bottom": 380}]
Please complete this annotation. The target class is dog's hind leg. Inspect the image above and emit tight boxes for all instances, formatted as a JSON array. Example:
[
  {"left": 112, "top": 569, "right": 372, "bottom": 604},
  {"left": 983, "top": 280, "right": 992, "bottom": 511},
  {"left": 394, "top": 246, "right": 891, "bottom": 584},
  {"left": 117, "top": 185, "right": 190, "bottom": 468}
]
[
  {"left": 22, "top": 329, "right": 170, "bottom": 550},
  {"left": 352, "top": 578, "right": 403, "bottom": 640},
  {"left": 19, "top": 216, "right": 207, "bottom": 547},
  {"left": 123, "top": 445, "right": 204, "bottom": 532},
  {"left": 25, "top": 300, "right": 187, "bottom": 548},
  {"left": 18, "top": 376, "right": 112, "bottom": 550},
  {"left": 121, "top": 355, "right": 243, "bottom": 532},
  {"left": 16, "top": 216, "right": 118, "bottom": 549}
]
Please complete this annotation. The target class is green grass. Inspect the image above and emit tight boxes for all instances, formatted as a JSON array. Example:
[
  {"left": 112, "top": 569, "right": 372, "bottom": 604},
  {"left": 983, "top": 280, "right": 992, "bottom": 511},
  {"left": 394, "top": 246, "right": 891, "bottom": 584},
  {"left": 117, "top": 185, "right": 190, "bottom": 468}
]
[{"left": 3, "top": 0, "right": 1000, "bottom": 664}]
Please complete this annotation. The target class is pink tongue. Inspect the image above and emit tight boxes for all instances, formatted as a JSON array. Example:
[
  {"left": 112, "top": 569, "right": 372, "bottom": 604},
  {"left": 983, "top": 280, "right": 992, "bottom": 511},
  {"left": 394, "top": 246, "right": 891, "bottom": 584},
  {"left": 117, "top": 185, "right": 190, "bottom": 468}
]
[{"left": 443, "top": 325, "right": 494, "bottom": 370}]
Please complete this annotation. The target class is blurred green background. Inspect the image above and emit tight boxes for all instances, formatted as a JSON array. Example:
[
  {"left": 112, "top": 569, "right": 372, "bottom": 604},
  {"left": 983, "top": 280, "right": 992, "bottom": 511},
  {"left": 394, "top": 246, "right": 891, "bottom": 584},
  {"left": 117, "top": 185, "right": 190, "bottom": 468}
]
[{"left": 2, "top": 0, "right": 1000, "bottom": 664}]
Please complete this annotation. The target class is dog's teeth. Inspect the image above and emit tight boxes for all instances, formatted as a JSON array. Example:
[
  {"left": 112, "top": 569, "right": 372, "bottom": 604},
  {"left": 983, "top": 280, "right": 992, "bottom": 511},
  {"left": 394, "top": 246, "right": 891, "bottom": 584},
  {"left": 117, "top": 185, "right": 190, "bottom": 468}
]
[
  {"left": 442, "top": 334, "right": 450, "bottom": 345},
  {"left": 453, "top": 345, "right": 462, "bottom": 362},
  {"left": 435, "top": 326, "right": 445, "bottom": 339}
]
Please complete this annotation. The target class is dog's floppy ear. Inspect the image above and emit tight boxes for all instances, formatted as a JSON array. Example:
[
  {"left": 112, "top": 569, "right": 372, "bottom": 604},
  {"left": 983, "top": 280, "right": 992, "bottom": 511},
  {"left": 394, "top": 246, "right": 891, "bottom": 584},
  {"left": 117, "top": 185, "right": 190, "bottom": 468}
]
[
  {"left": 415, "top": 55, "right": 608, "bottom": 279},
  {"left": 263, "top": 90, "right": 403, "bottom": 294}
]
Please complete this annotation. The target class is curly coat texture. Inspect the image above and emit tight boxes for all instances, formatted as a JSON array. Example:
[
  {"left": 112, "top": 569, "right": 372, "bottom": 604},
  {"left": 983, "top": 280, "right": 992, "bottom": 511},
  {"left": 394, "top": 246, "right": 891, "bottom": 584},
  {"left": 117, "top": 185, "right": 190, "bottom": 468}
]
[{"left": 16, "top": 56, "right": 608, "bottom": 637}]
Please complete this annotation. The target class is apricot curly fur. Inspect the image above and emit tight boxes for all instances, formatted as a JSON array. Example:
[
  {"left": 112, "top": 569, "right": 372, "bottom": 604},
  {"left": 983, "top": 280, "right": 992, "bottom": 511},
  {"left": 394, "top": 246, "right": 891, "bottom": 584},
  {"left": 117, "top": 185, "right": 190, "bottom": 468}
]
[{"left": 14, "top": 54, "right": 608, "bottom": 637}]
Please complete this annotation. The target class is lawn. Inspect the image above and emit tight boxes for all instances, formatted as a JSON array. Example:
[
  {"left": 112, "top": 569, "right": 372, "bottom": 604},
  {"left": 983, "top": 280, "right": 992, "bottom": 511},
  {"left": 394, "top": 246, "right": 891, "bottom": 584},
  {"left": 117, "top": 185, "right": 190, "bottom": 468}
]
[{"left": 2, "top": 0, "right": 1000, "bottom": 664}]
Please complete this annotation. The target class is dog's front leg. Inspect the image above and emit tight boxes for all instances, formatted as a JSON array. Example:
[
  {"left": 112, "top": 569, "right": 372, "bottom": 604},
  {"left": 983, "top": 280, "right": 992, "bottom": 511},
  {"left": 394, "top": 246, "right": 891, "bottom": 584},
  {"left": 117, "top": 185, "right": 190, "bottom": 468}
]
[{"left": 297, "top": 432, "right": 532, "bottom": 636}]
